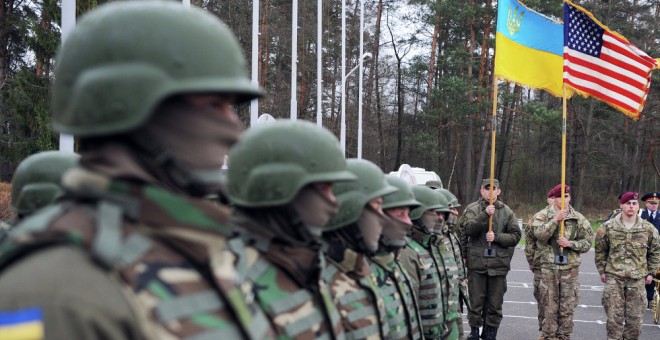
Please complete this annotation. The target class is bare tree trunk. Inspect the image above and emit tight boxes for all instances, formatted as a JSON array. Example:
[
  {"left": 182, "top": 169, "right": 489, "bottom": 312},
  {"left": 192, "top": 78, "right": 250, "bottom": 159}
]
[
  {"left": 330, "top": 54, "right": 338, "bottom": 132},
  {"left": 371, "top": 0, "right": 384, "bottom": 167},
  {"left": 466, "top": 10, "right": 492, "bottom": 201},
  {"left": 259, "top": 0, "right": 270, "bottom": 90},
  {"left": 573, "top": 99, "right": 595, "bottom": 209},
  {"left": 427, "top": 10, "right": 440, "bottom": 101},
  {"left": 387, "top": 11, "right": 406, "bottom": 167}
]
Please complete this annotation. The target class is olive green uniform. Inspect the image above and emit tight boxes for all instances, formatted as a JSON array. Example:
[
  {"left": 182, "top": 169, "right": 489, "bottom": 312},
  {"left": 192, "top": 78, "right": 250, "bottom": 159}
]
[{"left": 462, "top": 198, "right": 521, "bottom": 329}]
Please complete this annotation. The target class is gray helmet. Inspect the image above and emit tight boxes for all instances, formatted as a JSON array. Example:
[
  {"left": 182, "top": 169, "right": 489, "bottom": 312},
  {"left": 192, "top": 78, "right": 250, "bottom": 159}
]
[
  {"left": 436, "top": 188, "right": 461, "bottom": 208},
  {"left": 409, "top": 186, "right": 445, "bottom": 220},
  {"left": 326, "top": 159, "right": 398, "bottom": 230},
  {"left": 52, "top": 1, "right": 262, "bottom": 137},
  {"left": 11, "top": 151, "right": 79, "bottom": 215},
  {"left": 383, "top": 175, "right": 421, "bottom": 210},
  {"left": 225, "top": 120, "right": 355, "bottom": 207}
]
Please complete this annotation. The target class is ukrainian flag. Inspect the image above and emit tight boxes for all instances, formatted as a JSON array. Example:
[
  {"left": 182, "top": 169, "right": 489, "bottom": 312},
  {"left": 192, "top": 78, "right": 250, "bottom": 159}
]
[
  {"left": 494, "top": 0, "right": 564, "bottom": 97},
  {"left": 0, "top": 308, "right": 44, "bottom": 340}
]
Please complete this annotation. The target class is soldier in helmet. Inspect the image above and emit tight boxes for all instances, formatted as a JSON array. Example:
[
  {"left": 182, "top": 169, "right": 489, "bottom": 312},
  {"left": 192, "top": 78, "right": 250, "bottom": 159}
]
[
  {"left": 225, "top": 120, "right": 352, "bottom": 339},
  {"left": 435, "top": 188, "right": 468, "bottom": 335},
  {"left": 369, "top": 175, "right": 424, "bottom": 339},
  {"left": 595, "top": 192, "right": 660, "bottom": 340},
  {"left": 0, "top": 151, "right": 79, "bottom": 242},
  {"left": 434, "top": 188, "right": 461, "bottom": 235},
  {"left": 432, "top": 189, "right": 465, "bottom": 339},
  {"left": 0, "top": 2, "right": 274, "bottom": 339},
  {"left": 10, "top": 151, "right": 79, "bottom": 220},
  {"left": 322, "top": 159, "right": 394, "bottom": 339},
  {"left": 398, "top": 185, "right": 448, "bottom": 339}
]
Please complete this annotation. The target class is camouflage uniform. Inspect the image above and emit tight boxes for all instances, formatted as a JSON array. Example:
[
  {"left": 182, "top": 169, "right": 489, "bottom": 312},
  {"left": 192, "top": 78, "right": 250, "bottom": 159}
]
[
  {"left": 369, "top": 252, "right": 423, "bottom": 339},
  {"left": 432, "top": 226, "right": 462, "bottom": 340},
  {"left": 399, "top": 231, "right": 446, "bottom": 339},
  {"left": 322, "top": 159, "right": 398, "bottom": 339},
  {"left": 595, "top": 215, "right": 660, "bottom": 340},
  {"left": 0, "top": 2, "right": 274, "bottom": 339},
  {"left": 325, "top": 248, "right": 387, "bottom": 339},
  {"left": 375, "top": 175, "right": 424, "bottom": 339},
  {"left": 226, "top": 120, "right": 354, "bottom": 339},
  {"left": 435, "top": 187, "right": 469, "bottom": 337},
  {"left": 532, "top": 204, "right": 593, "bottom": 340},
  {"left": 462, "top": 197, "right": 521, "bottom": 334},
  {"left": 524, "top": 216, "right": 544, "bottom": 332}
]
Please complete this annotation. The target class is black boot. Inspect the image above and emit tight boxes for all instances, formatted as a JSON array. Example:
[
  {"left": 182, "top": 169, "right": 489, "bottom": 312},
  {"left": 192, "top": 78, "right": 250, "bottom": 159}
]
[
  {"left": 467, "top": 326, "right": 480, "bottom": 340},
  {"left": 484, "top": 325, "right": 498, "bottom": 340}
]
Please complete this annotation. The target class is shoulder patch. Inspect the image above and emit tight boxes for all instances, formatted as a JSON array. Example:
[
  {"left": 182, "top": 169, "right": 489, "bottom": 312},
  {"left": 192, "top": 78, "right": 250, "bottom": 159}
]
[
  {"left": 0, "top": 307, "right": 44, "bottom": 339},
  {"left": 534, "top": 213, "right": 546, "bottom": 220}
]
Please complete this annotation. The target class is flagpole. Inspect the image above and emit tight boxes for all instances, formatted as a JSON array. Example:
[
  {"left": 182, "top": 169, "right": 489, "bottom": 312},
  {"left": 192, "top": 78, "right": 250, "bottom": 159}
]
[
  {"left": 487, "top": 75, "right": 499, "bottom": 256},
  {"left": 558, "top": 85, "right": 567, "bottom": 261}
]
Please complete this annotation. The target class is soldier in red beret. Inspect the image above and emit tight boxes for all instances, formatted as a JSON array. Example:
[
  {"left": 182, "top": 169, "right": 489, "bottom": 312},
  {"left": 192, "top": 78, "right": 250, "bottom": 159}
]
[
  {"left": 595, "top": 192, "right": 660, "bottom": 339},
  {"left": 528, "top": 184, "right": 593, "bottom": 340}
]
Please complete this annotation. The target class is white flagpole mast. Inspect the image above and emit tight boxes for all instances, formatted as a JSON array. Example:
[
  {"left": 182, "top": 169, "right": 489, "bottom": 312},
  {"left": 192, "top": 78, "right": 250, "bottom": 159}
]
[
  {"left": 290, "top": 0, "right": 298, "bottom": 120},
  {"left": 316, "top": 0, "right": 323, "bottom": 127},
  {"left": 59, "top": 0, "right": 76, "bottom": 152},
  {"left": 340, "top": 0, "right": 346, "bottom": 153},
  {"left": 251, "top": 0, "right": 259, "bottom": 126}
]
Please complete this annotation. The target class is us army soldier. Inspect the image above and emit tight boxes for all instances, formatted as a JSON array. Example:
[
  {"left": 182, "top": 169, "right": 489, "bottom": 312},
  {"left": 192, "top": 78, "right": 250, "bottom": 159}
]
[{"left": 595, "top": 192, "right": 660, "bottom": 340}]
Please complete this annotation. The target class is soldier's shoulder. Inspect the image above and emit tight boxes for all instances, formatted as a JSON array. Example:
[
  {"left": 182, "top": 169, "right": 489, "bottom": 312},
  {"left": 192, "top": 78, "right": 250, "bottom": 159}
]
[
  {"left": 463, "top": 201, "right": 481, "bottom": 211},
  {"left": 0, "top": 245, "right": 126, "bottom": 303},
  {"left": 532, "top": 208, "right": 549, "bottom": 221},
  {"left": 0, "top": 245, "right": 144, "bottom": 337},
  {"left": 595, "top": 220, "right": 613, "bottom": 238},
  {"left": 571, "top": 210, "right": 589, "bottom": 223},
  {"left": 640, "top": 220, "right": 659, "bottom": 234}
]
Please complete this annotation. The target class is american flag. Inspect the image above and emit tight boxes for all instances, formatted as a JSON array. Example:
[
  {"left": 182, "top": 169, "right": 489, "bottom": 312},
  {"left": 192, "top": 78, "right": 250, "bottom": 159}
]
[{"left": 563, "top": 1, "right": 658, "bottom": 120}]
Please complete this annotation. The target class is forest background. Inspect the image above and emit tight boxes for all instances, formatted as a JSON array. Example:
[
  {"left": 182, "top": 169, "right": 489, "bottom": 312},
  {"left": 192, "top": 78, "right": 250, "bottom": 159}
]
[{"left": 0, "top": 0, "right": 658, "bottom": 222}]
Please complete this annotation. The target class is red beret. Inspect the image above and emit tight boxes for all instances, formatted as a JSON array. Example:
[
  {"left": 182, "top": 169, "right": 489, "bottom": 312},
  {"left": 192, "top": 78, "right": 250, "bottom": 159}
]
[
  {"left": 619, "top": 192, "right": 639, "bottom": 204},
  {"left": 548, "top": 184, "right": 571, "bottom": 198}
]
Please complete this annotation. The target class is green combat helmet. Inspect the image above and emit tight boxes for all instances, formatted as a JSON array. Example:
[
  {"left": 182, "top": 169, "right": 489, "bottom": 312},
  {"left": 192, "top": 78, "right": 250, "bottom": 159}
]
[
  {"left": 11, "top": 151, "right": 79, "bottom": 217},
  {"left": 436, "top": 188, "right": 461, "bottom": 208},
  {"left": 326, "top": 159, "right": 398, "bottom": 230},
  {"left": 383, "top": 175, "right": 421, "bottom": 210},
  {"left": 410, "top": 186, "right": 446, "bottom": 220},
  {"left": 51, "top": 1, "right": 262, "bottom": 137},
  {"left": 432, "top": 189, "right": 451, "bottom": 214},
  {"left": 225, "top": 120, "right": 355, "bottom": 207}
]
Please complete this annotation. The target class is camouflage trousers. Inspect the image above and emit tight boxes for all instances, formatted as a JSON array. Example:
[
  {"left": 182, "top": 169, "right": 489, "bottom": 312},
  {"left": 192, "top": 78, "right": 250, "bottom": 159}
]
[
  {"left": 533, "top": 269, "right": 544, "bottom": 332},
  {"left": 539, "top": 267, "right": 579, "bottom": 340},
  {"left": 602, "top": 275, "right": 646, "bottom": 340}
]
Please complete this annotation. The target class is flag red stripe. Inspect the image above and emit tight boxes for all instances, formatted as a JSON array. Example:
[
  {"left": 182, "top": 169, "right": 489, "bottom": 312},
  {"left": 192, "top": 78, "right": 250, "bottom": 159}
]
[
  {"left": 563, "top": 63, "right": 644, "bottom": 103},
  {"left": 602, "top": 34, "right": 656, "bottom": 70},
  {"left": 605, "top": 32, "right": 658, "bottom": 66},
  {"left": 564, "top": 78, "right": 638, "bottom": 113},
  {"left": 565, "top": 53, "right": 646, "bottom": 89},
  {"left": 598, "top": 52, "right": 648, "bottom": 79}
]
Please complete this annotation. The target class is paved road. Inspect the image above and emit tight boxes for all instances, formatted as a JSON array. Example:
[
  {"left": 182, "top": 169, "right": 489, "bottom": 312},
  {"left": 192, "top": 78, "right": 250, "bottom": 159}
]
[{"left": 460, "top": 247, "right": 660, "bottom": 339}]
